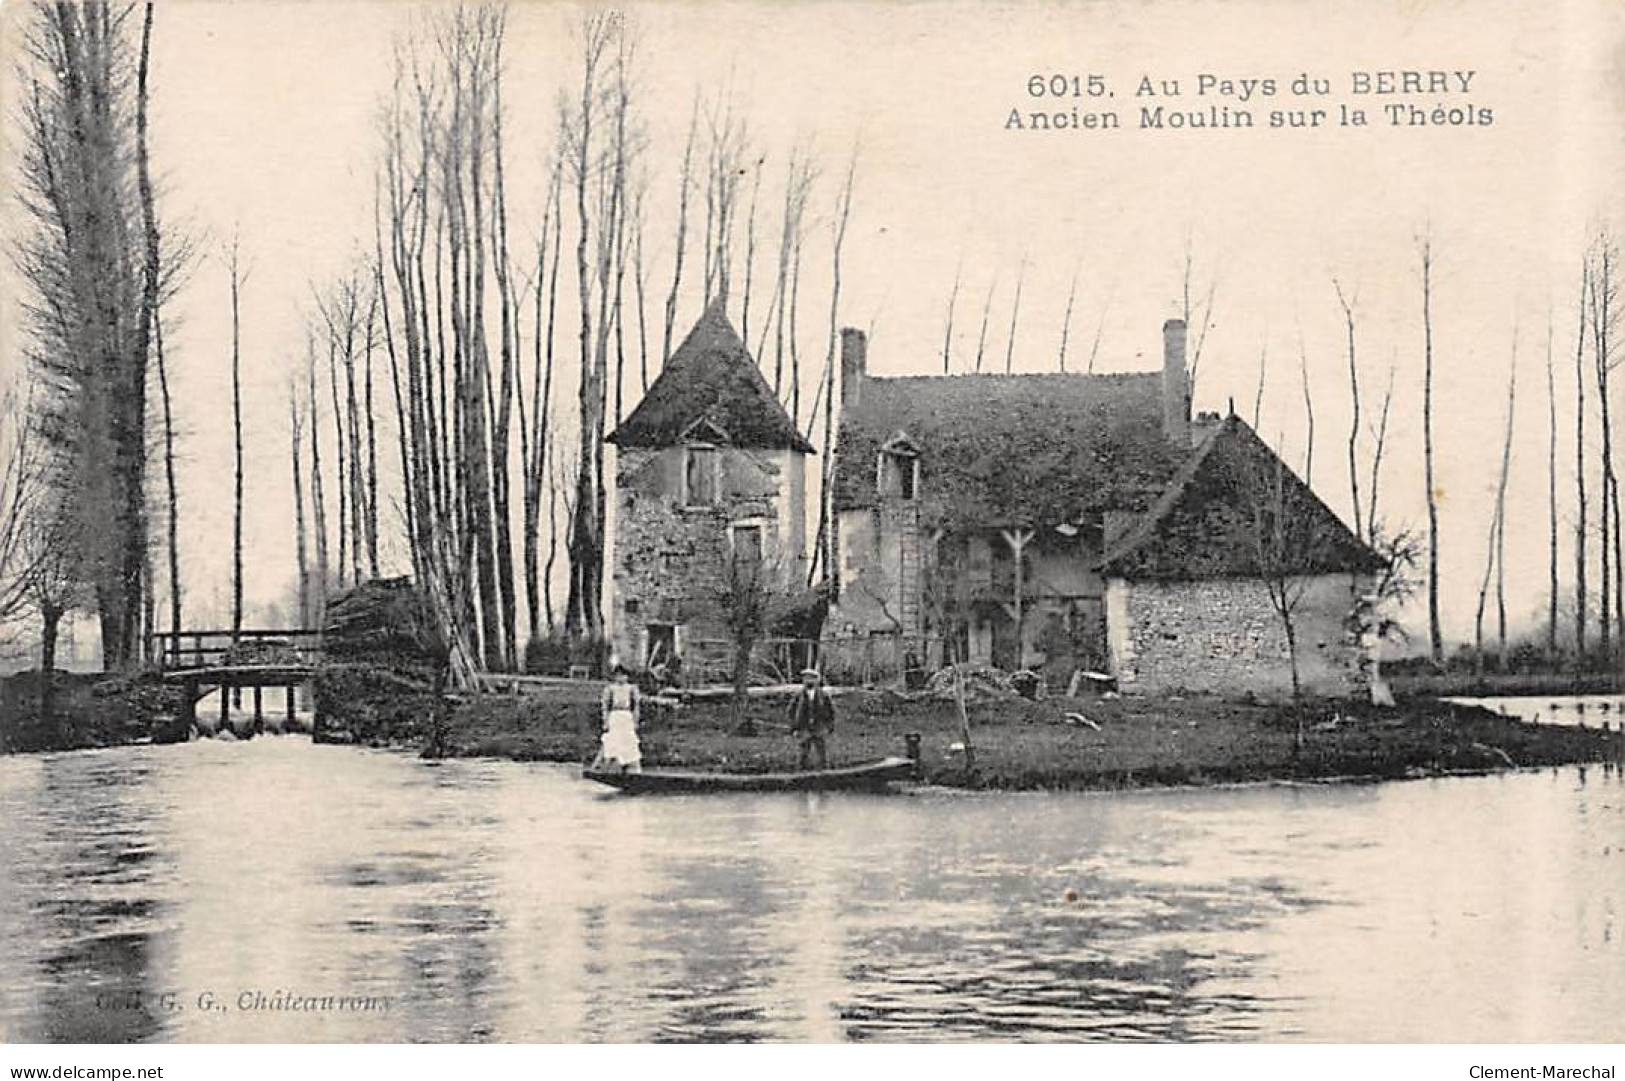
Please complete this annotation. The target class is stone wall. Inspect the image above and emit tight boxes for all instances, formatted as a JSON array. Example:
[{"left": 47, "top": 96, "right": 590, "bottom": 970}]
[
  {"left": 611, "top": 445, "right": 804, "bottom": 679},
  {"left": 1106, "top": 572, "right": 1368, "bottom": 699}
]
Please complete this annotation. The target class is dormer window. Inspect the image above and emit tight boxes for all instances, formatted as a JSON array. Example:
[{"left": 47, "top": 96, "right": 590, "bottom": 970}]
[{"left": 878, "top": 435, "right": 921, "bottom": 501}]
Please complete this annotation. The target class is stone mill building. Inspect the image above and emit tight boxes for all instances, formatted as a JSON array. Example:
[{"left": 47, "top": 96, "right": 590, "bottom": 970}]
[
  {"left": 608, "top": 302, "right": 1384, "bottom": 699},
  {"left": 824, "top": 318, "right": 1385, "bottom": 698},
  {"left": 605, "top": 302, "right": 814, "bottom": 679}
]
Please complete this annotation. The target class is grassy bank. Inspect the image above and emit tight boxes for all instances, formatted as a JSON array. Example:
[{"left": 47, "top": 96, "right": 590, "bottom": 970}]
[
  {"left": 1387, "top": 670, "right": 1621, "bottom": 699},
  {"left": 444, "top": 685, "right": 1621, "bottom": 790}
]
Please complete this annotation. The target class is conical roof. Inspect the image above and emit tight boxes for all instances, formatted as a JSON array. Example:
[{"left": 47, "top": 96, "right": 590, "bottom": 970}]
[{"left": 607, "top": 301, "right": 814, "bottom": 453}]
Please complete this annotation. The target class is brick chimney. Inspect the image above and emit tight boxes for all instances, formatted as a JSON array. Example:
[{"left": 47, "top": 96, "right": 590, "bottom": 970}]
[
  {"left": 841, "top": 327, "right": 867, "bottom": 408},
  {"left": 1161, "top": 318, "right": 1190, "bottom": 446}
]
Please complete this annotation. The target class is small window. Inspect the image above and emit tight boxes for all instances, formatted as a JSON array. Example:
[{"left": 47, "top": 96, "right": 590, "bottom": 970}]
[
  {"left": 731, "top": 524, "right": 763, "bottom": 576},
  {"left": 685, "top": 446, "right": 717, "bottom": 505}
]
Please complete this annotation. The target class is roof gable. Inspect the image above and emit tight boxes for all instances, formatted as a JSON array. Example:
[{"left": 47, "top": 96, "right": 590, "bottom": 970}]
[
  {"left": 1098, "top": 415, "right": 1384, "bottom": 579},
  {"left": 608, "top": 302, "right": 814, "bottom": 453},
  {"left": 834, "top": 370, "right": 1183, "bottom": 528}
]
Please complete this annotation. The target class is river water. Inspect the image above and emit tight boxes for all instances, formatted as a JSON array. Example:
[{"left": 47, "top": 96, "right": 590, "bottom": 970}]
[{"left": 0, "top": 734, "right": 1620, "bottom": 1043}]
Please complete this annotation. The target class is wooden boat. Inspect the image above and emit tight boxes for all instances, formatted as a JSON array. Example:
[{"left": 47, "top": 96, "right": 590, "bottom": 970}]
[{"left": 583, "top": 756, "right": 916, "bottom": 795}]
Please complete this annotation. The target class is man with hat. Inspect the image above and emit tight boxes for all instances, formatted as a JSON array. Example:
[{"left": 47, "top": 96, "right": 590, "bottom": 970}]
[{"left": 787, "top": 667, "right": 836, "bottom": 770}]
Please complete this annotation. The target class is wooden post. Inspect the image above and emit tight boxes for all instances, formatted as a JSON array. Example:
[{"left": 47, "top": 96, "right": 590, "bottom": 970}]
[
  {"left": 286, "top": 684, "right": 295, "bottom": 726},
  {"left": 253, "top": 686, "right": 263, "bottom": 726},
  {"left": 1000, "top": 527, "right": 1034, "bottom": 670},
  {"left": 219, "top": 681, "right": 229, "bottom": 728}
]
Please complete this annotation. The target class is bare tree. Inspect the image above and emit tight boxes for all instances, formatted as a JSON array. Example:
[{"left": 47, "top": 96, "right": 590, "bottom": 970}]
[
  {"left": 717, "top": 550, "right": 785, "bottom": 729},
  {"left": 1004, "top": 254, "right": 1027, "bottom": 373},
  {"left": 1365, "top": 359, "right": 1395, "bottom": 546},
  {"left": 1084, "top": 286, "right": 1111, "bottom": 374},
  {"left": 1419, "top": 232, "right": 1443, "bottom": 666},
  {"left": 974, "top": 277, "right": 996, "bottom": 373},
  {"left": 1495, "top": 331, "right": 1517, "bottom": 661},
  {"left": 1252, "top": 343, "right": 1268, "bottom": 428},
  {"left": 136, "top": 2, "right": 181, "bottom": 659},
  {"left": 154, "top": 309, "right": 180, "bottom": 659},
  {"left": 941, "top": 260, "right": 962, "bottom": 374},
  {"left": 1182, "top": 233, "right": 1220, "bottom": 395},
  {"left": 564, "top": 12, "right": 636, "bottom": 646},
  {"left": 740, "top": 152, "right": 764, "bottom": 343},
  {"left": 661, "top": 92, "right": 700, "bottom": 365},
  {"left": 289, "top": 383, "right": 309, "bottom": 632},
  {"left": 1298, "top": 331, "right": 1315, "bottom": 484},
  {"left": 1238, "top": 448, "right": 1336, "bottom": 701},
  {"left": 517, "top": 161, "right": 563, "bottom": 649},
  {"left": 306, "top": 335, "right": 330, "bottom": 623},
  {"left": 227, "top": 236, "right": 247, "bottom": 647},
  {"left": 812, "top": 146, "right": 857, "bottom": 589},
  {"left": 1475, "top": 335, "right": 1517, "bottom": 671},
  {"left": 14, "top": 1, "right": 162, "bottom": 669},
  {"left": 1056, "top": 261, "right": 1079, "bottom": 372},
  {"left": 1333, "top": 278, "right": 1363, "bottom": 543},
  {"left": 1574, "top": 262, "right": 1589, "bottom": 662},
  {"left": 701, "top": 83, "right": 748, "bottom": 307},
  {"left": 1587, "top": 234, "right": 1620, "bottom": 659},
  {"left": 1545, "top": 309, "right": 1560, "bottom": 659}
]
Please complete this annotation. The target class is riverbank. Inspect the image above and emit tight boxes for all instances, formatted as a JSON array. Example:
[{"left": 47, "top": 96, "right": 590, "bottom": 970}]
[
  {"left": 6, "top": 667, "right": 1618, "bottom": 791},
  {"left": 0, "top": 669, "right": 192, "bottom": 753},
  {"left": 1387, "top": 669, "right": 1620, "bottom": 698},
  {"left": 443, "top": 685, "right": 1621, "bottom": 790}
]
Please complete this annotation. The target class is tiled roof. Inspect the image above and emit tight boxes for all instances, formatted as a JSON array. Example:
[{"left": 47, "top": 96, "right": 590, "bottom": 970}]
[
  {"left": 832, "top": 370, "right": 1183, "bottom": 528},
  {"left": 608, "top": 301, "right": 815, "bottom": 453},
  {"left": 1097, "top": 415, "right": 1384, "bottom": 579}
]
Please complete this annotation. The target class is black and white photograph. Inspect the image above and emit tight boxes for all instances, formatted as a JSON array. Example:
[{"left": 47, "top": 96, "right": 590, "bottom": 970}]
[{"left": 0, "top": 0, "right": 1621, "bottom": 1065}]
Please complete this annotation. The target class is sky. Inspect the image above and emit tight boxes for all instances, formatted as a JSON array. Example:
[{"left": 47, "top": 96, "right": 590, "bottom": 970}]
[{"left": 3, "top": 0, "right": 1624, "bottom": 653}]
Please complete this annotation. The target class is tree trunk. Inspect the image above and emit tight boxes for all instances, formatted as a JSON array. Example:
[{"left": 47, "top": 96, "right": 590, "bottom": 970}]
[
  {"left": 40, "top": 602, "right": 62, "bottom": 732},
  {"left": 308, "top": 342, "right": 330, "bottom": 623},
  {"left": 156, "top": 312, "right": 180, "bottom": 661},
  {"left": 1421, "top": 238, "right": 1443, "bottom": 666},
  {"left": 1494, "top": 335, "right": 1517, "bottom": 663},
  {"left": 1547, "top": 312, "right": 1560, "bottom": 659},
  {"left": 1335, "top": 280, "right": 1362, "bottom": 543},
  {"left": 1285, "top": 617, "right": 1301, "bottom": 701},
  {"left": 230, "top": 240, "right": 245, "bottom": 645},
  {"left": 290, "top": 389, "right": 309, "bottom": 632},
  {"left": 1057, "top": 262, "right": 1078, "bottom": 373},
  {"left": 1575, "top": 265, "right": 1589, "bottom": 664},
  {"left": 1004, "top": 255, "right": 1026, "bottom": 374}
]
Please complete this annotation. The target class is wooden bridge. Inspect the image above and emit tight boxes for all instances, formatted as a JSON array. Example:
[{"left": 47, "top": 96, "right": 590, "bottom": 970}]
[{"left": 149, "top": 628, "right": 323, "bottom": 731}]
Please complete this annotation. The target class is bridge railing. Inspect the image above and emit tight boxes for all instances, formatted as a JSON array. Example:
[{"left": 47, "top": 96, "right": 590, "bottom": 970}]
[{"left": 148, "top": 628, "right": 324, "bottom": 671}]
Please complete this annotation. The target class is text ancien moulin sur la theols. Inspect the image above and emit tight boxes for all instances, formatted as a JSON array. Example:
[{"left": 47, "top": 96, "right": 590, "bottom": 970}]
[{"left": 1006, "top": 69, "right": 1494, "bottom": 132}]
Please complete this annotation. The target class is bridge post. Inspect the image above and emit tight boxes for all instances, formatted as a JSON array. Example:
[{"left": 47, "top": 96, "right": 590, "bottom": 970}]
[
  {"left": 253, "top": 686, "right": 263, "bottom": 733},
  {"left": 286, "top": 684, "right": 295, "bottom": 727},
  {"left": 219, "top": 680, "right": 229, "bottom": 730}
]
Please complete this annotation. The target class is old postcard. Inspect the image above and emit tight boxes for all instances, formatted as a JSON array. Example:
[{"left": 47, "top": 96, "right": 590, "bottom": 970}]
[{"left": 0, "top": 0, "right": 1622, "bottom": 1060}]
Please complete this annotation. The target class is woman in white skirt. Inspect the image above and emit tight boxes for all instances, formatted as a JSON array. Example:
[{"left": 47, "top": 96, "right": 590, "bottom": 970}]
[{"left": 594, "top": 664, "right": 642, "bottom": 772}]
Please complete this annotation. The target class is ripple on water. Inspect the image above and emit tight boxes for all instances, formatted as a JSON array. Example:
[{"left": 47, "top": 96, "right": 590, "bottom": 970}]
[{"left": 1, "top": 744, "right": 1621, "bottom": 1042}]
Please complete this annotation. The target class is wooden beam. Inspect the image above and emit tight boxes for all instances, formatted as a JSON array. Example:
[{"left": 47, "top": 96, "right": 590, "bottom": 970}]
[{"left": 999, "top": 528, "right": 1034, "bottom": 668}]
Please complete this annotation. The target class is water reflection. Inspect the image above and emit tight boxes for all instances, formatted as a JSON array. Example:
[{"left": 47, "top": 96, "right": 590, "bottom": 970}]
[{"left": 0, "top": 738, "right": 1620, "bottom": 1042}]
